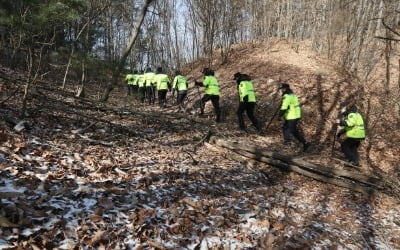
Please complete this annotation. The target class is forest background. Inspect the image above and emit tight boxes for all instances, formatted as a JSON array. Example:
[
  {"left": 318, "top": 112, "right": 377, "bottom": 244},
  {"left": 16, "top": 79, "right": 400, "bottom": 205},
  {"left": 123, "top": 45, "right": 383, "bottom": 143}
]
[
  {"left": 1, "top": 0, "right": 399, "bottom": 162},
  {"left": 1, "top": 0, "right": 399, "bottom": 100}
]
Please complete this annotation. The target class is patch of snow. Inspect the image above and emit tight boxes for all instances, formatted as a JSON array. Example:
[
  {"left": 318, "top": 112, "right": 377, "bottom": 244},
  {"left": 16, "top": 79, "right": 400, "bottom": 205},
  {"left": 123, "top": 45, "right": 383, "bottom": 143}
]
[
  {"left": 64, "top": 205, "right": 83, "bottom": 219},
  {"left": 73, "top": 185, "right": 93, "bottom": 194},
  {"left": 0, "top": 179, "right": 26, "bottom": 193},
  {"left": 44, "top": 217, "right": 61, "bottom": 230},
  {"left": 271, "top": 207, "right": 285, "bottom": 219},
  {"left": 83, "top": 198, "right": 97, "bottom": 209},
  {"left": 4, "top": 234, "right": 18, "bottom": 240},
  {"left": 123, "top": 237, "right": 140, "bottom": 248},
  {"left": 63, "top": 155, "right": 75, "bottom": 164},
  {"left": 200, "top": 236, "right": 253, "bottom": 250},
  {"left": 58, "top": 239, "right": 76, "bottom": 249},
  {"left": 21, "top": 170, "right": 48, "bottom": 181},
  {"left": 0, "top": 239, "right": 13, "bottom": 250},
  {"left": 240, "top": 218, "right": 270, "bottom": 235},
  {"left": 21, "top": 227, "right": 41, "bottom": 237},
  {"left": 201, "top": 225, "right": 209, "bottom": 232}
]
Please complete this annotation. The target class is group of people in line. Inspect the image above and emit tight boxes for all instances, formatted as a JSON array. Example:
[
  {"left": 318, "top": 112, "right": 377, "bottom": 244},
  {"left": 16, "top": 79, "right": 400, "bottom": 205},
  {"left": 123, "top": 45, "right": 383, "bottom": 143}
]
[
  {"left": 125, "top": 67, "right": 366, "bottom": 167},
  {"left": 125, "top": 67, "right": 188, "bottom": 110}
]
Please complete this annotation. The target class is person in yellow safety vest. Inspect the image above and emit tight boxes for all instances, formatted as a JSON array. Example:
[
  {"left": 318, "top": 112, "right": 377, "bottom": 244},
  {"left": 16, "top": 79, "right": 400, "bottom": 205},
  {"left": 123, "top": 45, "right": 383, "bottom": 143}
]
[
  {"left": 278, "top": 83, "right": 310, "bottom": 151},
  {"left": 336, "top": 102, "right": 366, "bottom": 166},
  {"left": 137, "top": 70, "right": 146, "bottom": 103},
  {"left": 233, "top": 72, "right": 261, "bottom": 133},
  {"left": 195, "top": 68, "right": 221, "bottom": 122},
  {"left": 131, "top": 70, "right": 139, "bottom": 98},
  {"left": 125, "top": 72, "right": 135, "bottom": 96},
  {"left": 155, "top": 67, "right": 170, "bottom": 108},
  {"left": 172, "top": 70, "right": 188, "bottom": 112},
  {"left": 144, "top": 67, "right": 156, "bottom": 105}
]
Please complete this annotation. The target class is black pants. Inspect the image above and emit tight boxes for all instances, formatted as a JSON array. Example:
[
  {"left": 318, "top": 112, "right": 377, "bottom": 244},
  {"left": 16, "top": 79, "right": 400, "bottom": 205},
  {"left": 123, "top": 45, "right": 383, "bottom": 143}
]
[
  {"left": 138, "top": 87, "right": 146, "bottom": 103},
  {"left": 132, "top": 85, "right": 138, "bottom": 98},
  {"left": 151, "top": 86, "right": 156, "bottom": 104},
  {"left": 283, "top": 119, "right": 306, "bottom": 144},
  {"left": 146, "top": 86, "right": 155, "bottom": 104},
  {"left": 341, "top": 138, "right": 362, "bottom": 164},
  {"left": 237, "top": 102, "right": 260, "bottom": 130},
  {"left": 201, "top": 94, "right": 221, "bottom": 122},
  {"left": 158, "top": 89, "right": 167, "bottom": 108},
  {"left": 177, "top": 91, "right": 187, "bottom": 110}
]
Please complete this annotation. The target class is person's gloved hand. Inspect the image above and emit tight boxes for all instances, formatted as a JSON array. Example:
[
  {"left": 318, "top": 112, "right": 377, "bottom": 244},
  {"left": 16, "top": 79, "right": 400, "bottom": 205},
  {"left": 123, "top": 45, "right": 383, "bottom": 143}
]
[
  {"left": 336, "top": 130, "right": 344, "bottom": 137},
  {"left": 278, "top": 110, "right": 285, "bottom": 121}
]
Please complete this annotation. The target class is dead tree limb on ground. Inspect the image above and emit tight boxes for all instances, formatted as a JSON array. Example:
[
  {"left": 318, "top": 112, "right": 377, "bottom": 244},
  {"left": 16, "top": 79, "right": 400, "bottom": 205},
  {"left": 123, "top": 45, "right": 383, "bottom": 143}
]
[{"left": 208, "top": 137, "right": 399, "bottom": 199}]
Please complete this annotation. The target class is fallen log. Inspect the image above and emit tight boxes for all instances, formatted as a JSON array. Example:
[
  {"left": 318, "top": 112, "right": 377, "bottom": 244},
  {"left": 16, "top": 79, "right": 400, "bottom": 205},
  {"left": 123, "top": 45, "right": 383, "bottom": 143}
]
[
  {"left": 205, "top": 142, "right": 376, "bottom": 195},
  {"left": 208, "top": 137, "right": 400, "bottom": 198},
  {"left": 210, "top": 137, "right": 383, "bottom": 189}
]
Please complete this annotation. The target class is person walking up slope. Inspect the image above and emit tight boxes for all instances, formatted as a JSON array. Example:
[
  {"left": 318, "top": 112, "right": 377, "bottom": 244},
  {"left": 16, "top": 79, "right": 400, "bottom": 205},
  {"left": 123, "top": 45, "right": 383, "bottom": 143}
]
[
  {"left": 131, "top": 70, "right": 139, "bottom": 98},
  {"left": 137, "top": 70, "right": 146, "bottom": 103},
  {"left": 125, "top": 72, "right": 135, "bottom": 96},
  {"left": 336, "top": 102, "right": 366, "bottom": 166},
  {"left": 172, "top": 70, "right": 188, "bottom": 112},
  {"left": 195, "top": 68, "right": 221, "bottom": 122},
  {"left": 144, "top": 67, "right": 156, "bottom": 105},
  {"left": 278, "top": 83, "right": 310, "bottom": 151},
  {"left": 155, "top": 67, "right": 170, "bottom": 108},
  {"left": 233, "top": 72, "right": 261, "bottom": 133}
]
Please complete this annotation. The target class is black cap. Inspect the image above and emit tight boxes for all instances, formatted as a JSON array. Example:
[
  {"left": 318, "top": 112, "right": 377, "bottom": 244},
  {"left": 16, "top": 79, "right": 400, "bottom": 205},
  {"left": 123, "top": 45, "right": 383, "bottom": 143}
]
[
  {"left": 278, "top": 82, "right": 290, "bottom": 89},
  {"left": 157, "top": 67, "right": 163, "bottom": 73},
  {"left": 233, "top": 72, "right": 241, "bottom": 80},
  {"left": 203, "top": 68, "right": 214, "bottom": 76},
  {"left": 339, "top": 101, "right": 349, "bottom": 108}
]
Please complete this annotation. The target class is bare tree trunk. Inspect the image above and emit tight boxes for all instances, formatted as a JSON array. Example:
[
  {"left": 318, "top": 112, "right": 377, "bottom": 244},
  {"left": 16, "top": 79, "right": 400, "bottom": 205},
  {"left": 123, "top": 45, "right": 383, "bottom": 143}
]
[
  {"left": 276, "top": 2, "right": 281, "bottom": 38},
  {"left": 101, "top": 0, "right": 154, "bottom": 102},
  {"left": 21, "top": 43, "right": 48, "bottom": 117},
  {"left": 21, "top": 46, "right": 33, "bottom": 117},
  {"left": 77, "top": 58, "right": 86, "bottom": 98},
  {"left": 384, "top": 31, "right": 391, "bottom": 96},
  {"left": 171, "top": 0, "right": 181, "bottom": 69},
  {"left": 62, "top": 46, "right": 75, "bottom": 89},
  {"left": 188, "top": 3, "right": 199, "bottom": 61},
  {"left": 398, "top": 59, "right": 400, "bottom": 92}
]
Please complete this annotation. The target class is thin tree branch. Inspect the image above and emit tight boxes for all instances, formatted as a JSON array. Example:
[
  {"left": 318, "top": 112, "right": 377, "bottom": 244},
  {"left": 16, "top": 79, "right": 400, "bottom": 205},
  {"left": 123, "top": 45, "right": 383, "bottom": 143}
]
[
  {"left": 375, "top": 36, "right": 400, "bottom": 42},
  {"left": 381, "top": 18, "right": 400, "bottom": 37}
]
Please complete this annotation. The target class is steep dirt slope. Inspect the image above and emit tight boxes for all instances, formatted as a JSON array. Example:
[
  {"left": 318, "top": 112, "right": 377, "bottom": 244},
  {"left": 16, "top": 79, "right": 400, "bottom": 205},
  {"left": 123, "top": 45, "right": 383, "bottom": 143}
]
[{"left": 182, "top": 40, "right": 399, "bottom": 173}]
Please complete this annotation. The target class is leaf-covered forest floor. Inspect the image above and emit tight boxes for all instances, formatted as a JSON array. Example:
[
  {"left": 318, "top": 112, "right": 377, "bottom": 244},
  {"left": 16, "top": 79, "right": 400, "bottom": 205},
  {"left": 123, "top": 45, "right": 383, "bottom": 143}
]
[{"left": 1, "top": 41, "right": 400, "bottom": 249}]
